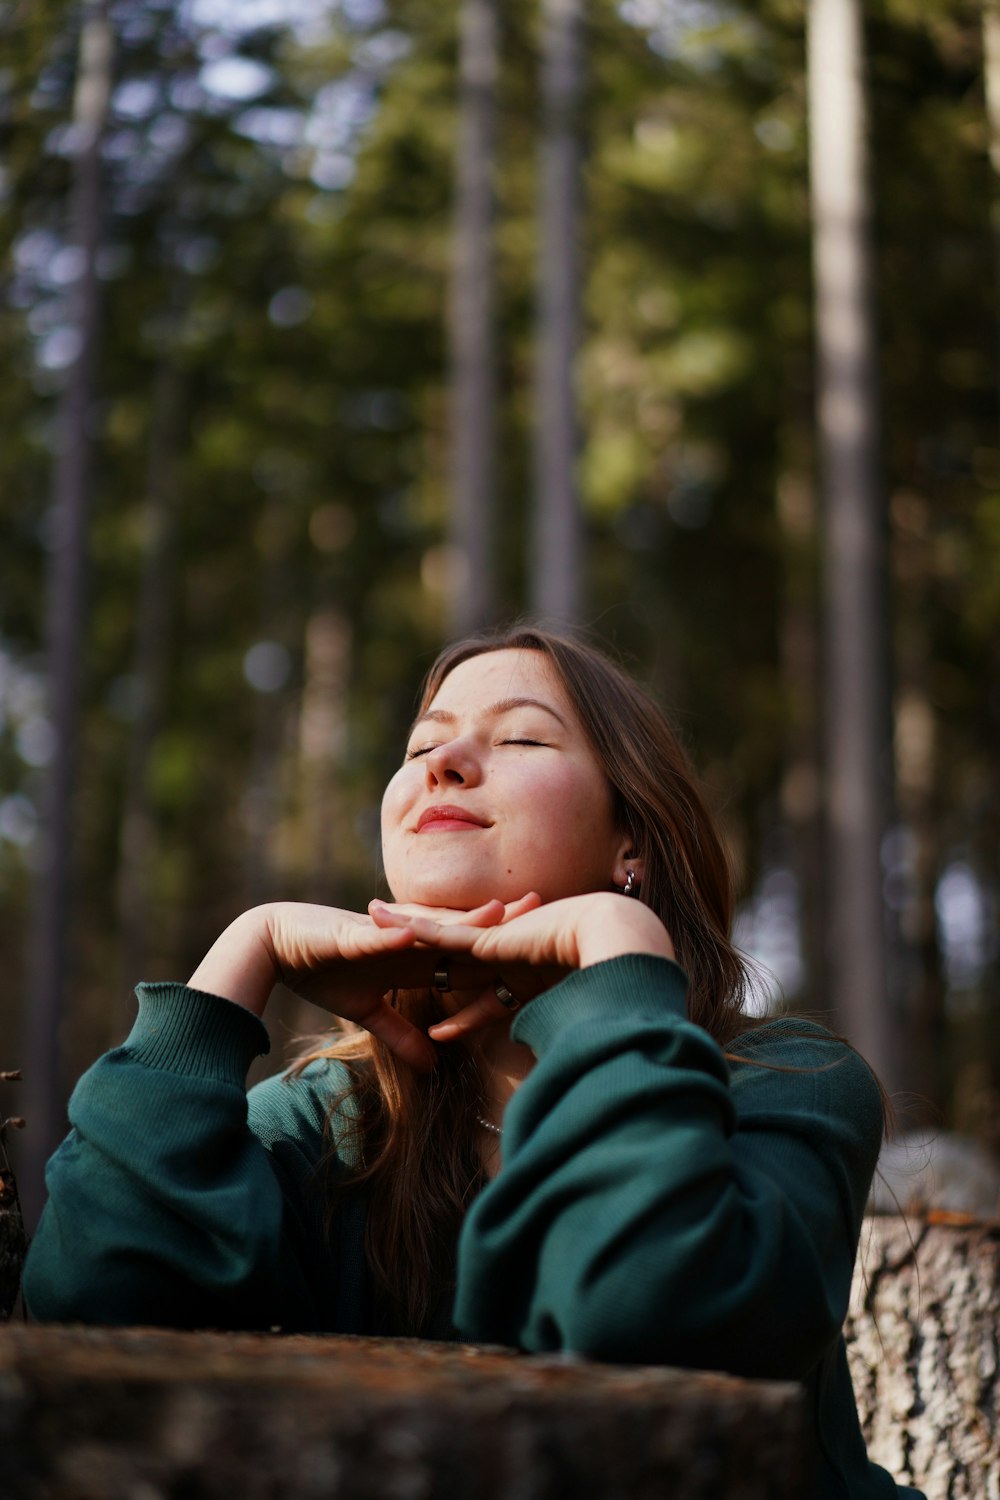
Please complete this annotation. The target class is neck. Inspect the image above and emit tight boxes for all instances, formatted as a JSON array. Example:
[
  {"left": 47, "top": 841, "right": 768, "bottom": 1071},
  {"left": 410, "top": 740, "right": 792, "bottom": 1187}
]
[
  {"left": 463, "top": 990, "right": 535, "bottom": 1126},
  {"left": 469, "top": 1020, "right": 532, "bottom": 1179},
  {"left": 479, "top": 1032, "right": 535, "bottom": 1110}
]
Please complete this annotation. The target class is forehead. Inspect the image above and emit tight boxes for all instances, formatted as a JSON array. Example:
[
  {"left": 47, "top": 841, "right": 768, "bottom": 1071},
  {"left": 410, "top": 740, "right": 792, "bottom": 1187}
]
[{"left": 428, "top": 648, "right": 569, "bottom": 713}]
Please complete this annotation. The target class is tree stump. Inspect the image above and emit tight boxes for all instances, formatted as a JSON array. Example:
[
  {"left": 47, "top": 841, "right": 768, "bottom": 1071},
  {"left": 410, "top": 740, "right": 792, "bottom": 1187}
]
[
  {"left": 0, "top": 1070, "right": 27, "bottom": 1321},
  {"left": 6, "top": 1217, "right": 996, "bottom": 1497},
  {"left": 847, "top": 1216, "right": 1000, "bottom": 1500},
  {"left": 0, "top": 1324, "right": 804, "bottom": 1500},
  {"left": 0, "top": 1186, "right": 27, "bottom": 1321}
]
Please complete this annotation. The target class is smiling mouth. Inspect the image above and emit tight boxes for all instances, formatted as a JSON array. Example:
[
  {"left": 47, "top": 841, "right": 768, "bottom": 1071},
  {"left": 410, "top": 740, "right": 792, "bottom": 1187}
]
[{"left": 416, "top": 806, "right": 490, "bottom": 832}]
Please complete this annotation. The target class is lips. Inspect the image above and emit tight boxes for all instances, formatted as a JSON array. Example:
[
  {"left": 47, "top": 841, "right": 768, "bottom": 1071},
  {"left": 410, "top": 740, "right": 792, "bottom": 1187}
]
[{"left": 416, "top": 804, "right": 490, "bottom": 832}]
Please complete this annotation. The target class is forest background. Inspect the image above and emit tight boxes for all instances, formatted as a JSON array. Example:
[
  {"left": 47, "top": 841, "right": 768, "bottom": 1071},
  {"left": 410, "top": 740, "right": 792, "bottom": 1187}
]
[{"left": 1, "top": 0, "right": 998, "bottom": 1220}]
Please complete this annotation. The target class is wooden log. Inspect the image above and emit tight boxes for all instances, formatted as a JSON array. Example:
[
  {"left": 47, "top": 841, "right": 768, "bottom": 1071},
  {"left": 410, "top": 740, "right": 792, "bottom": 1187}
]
[
  {"left": 847, "top": 1215, "right": 1000, "bottom": 1500},
  {"left": 0, "top": 1324, "right": 804, "bottom": 1500},
  {"left": 0, "top": 1178, "right": 27, "bottom": 1321},
  {"left": 0, "top": 1071, "right": 27, "bottom": 1322}
]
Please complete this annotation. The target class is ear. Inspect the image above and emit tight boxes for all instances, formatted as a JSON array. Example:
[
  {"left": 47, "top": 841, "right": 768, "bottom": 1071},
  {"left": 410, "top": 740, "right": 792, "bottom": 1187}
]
[{"left": 612, "top": 838, "right": 644, "bottom": 894}]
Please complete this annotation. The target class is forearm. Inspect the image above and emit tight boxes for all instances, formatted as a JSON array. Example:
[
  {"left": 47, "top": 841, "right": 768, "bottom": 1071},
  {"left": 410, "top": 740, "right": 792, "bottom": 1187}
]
[
  {"left": 455, "top": 955, "right": 881, "bottom": 1378},
  {"left": 24, "top": 983, "right": 282, "bottom": 1327},
  {"left": 187, "top": 906, "right": 278, "bottom": 1018},
  {"left": 575, "top": 897, "right": 675, "bottom": 968}
]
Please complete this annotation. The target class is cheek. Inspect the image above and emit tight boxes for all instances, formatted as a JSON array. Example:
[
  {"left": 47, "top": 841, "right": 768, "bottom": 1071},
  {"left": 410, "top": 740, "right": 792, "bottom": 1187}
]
[
  {"left": 509, "top": 775, "right": 617, "bottom": 899},
  {"left": 382, "top": 760, "right": 416, "bottom": 809},
  {"left": 379, "top": 769, "right": 411, "bottom": 850},
  {"left": 518, "top": 765, "right": 615, "bottom": 853}
]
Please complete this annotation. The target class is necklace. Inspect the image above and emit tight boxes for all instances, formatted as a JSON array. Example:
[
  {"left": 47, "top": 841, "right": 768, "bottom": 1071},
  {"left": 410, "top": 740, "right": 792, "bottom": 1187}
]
[{"left": 475, "top": 1114, "right": 502, "bottom": 1137}]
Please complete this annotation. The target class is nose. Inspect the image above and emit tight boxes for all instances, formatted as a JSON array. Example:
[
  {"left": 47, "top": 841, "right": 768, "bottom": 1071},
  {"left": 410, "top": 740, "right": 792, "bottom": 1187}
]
[{"left": 423, "top": 735, "right": 482, "bottom": 787}]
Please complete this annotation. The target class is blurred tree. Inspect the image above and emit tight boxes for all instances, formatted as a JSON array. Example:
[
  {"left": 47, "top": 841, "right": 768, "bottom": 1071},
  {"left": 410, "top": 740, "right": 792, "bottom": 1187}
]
[
  {"left": 0, "top": 0, "right": 996, "bottom": 1186},
  {"left": 807, "top": 0, "right": 894, "bottom": 1086},
  {"left": 871, "top": 0, "right": 999, "bottom": 1118},
  {"left": 531, "top": 0, "right": 585, "bottom": 623},
  {"left": 447, "top": 0, "right": 500, "bottom": 632},
  {"left": 23, "top": 0, "right": 114, "bottom": 1221},
  {"left": 984, "top": 0, "right": 1000, "bottom": 437},
  {"left": 113, "top": 269, "right": 185, "bottom": 1022}
]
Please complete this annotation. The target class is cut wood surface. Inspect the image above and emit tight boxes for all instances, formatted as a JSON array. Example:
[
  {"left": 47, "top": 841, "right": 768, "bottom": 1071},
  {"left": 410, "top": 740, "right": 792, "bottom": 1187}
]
[
  {"left": 847, "top": 1215, "right": 1000, "bottom": 1500},
  {"left": 0, "top": 1323, "right": 804, "bottom": 1500},
  {"left": 3, "top": 1217, "right": 997, "bottom": 1498}
]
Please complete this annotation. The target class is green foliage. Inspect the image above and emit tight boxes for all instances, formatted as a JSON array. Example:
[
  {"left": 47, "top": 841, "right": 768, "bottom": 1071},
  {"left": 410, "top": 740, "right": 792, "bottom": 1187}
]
[{"left": 0, "top": 0, "right": 996, "bottom": 1120}]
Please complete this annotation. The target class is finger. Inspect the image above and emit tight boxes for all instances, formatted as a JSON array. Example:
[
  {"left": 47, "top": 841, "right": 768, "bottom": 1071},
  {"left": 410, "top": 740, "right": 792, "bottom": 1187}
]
[
  {"left": 375, "top": 913, "right": 488, "bottom": 951},
  {"left": 361, "top": 1003, "right": 438, "bottom": 1073},
  {"left": 346, "top": 923, "right": 422, "bottom": 958},
  {"left": 368, "top": 904, "right": 425, "bottom": 931},
  {"left": 428, "top": 992, "right": 510, "bottom": 1042},
  {"left": 369, "top": 898, "right": 506, "bottom": 929},
  {"left": 465, "top": 898, "right": 507, "bottom": 927},
  {"left": 500, "top": 891, "right": 542, "bottom": 922}
]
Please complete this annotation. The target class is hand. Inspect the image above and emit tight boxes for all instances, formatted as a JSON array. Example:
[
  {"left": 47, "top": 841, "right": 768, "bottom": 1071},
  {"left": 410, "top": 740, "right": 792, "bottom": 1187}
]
[
  {"left": 272, "top": 895, "right": 542, "bottom": 1046},
  {"left": 187, "top": 896, "right": 544, "bottom": 1073},
  {"left": 188, "top": 902, "right": 434, "bottom": 1071},
  {"left": 367, "top": 891, "right": 542, "bottom": 927},
  {"left": 369, "top": 892, "right": 675, "bottom": 1043}
]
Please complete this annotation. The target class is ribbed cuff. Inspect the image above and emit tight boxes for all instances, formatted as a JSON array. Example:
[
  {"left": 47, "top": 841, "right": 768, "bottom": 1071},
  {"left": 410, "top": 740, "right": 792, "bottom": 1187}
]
[
  {"left": 124, "top": 982, "right": 271, "bottom": 1086},
  {"left": 511, "top": 953, "right": 689, "bottom": 1055}
]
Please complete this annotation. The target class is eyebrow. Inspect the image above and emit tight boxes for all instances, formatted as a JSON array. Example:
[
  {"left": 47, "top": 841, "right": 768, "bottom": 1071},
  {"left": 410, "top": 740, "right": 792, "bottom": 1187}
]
[{"left": 410, "top": 696, "right": 569, "bottom": 733}]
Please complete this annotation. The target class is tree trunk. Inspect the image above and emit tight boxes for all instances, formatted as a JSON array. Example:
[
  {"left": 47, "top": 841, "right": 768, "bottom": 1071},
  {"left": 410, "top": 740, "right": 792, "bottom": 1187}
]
[
  {"left": 115, "top": 348, "right": 182, "bottom": 1025},
  {"left": 447, "top": 0, "right": 500, "bottom": 634},
  {"left": 530, "top": 0, "right": 585, "bottom": 625},
  {"left": 892, "top": 662, "right": 946, "bottom": 1120},
  {"left": 0, "top": 1073, "right": 27, "bottom": 1322},
  {"left": 22, "top": 0, "right": 113, "bottom": 1229},
  {"left": 806, "top": 0, "right": 894, "bottom": 1085},
  {"left": 0, "top": 1325, "right": 806, "bottom": 1499},
  {"left": 241, "top": 504, "right": 296, "bottom": 909},
  {"left": 297, "top": 606, "right": 352, "bottom": 902},
  {"left": 846, "top": 1216, "right": 1000, "bottom": 1499},
  {"left": 983, "top": 0, "right": 1000, "bottom": 441},
  {"left": 776, "top": 471, "right": 827, "bottom": 1015}
]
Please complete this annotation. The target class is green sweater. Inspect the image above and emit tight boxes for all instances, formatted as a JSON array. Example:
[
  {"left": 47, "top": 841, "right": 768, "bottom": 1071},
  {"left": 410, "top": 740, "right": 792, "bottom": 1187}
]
[{"left": 25, "top": 954, "right": 923, "bottom": 1499}]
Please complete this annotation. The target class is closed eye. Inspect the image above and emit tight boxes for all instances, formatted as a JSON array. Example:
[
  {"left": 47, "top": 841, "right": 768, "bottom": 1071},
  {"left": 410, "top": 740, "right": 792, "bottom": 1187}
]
[{"left": 406, "top": 736, "right": 547, "bottom": 760}]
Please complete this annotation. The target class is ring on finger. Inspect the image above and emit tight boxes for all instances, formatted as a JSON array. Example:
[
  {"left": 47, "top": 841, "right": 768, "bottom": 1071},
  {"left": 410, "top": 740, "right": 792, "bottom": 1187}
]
[
  {"left": 494, "top": 977, "right": 520, "bottom": 1011},
  {"left": 432, "top": 961, "right": 451, "bottom": 993}
]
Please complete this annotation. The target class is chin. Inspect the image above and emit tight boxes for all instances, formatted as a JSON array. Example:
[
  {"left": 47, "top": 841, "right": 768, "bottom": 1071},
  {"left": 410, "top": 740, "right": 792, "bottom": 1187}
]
[{"left": 388, "top": 867, "right": 520, "bottom": 910}]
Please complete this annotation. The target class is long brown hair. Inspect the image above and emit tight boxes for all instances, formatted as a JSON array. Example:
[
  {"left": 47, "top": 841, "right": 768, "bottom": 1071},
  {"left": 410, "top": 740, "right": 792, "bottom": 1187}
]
[{"left": 295, "top": 625, "right": 752, "bottom": 1332}]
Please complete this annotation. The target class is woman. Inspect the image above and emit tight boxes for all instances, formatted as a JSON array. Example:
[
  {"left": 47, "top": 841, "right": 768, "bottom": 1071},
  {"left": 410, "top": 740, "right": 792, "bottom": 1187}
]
[{"left": 25, "top": 627, "right": 922, "bottom": 1499}]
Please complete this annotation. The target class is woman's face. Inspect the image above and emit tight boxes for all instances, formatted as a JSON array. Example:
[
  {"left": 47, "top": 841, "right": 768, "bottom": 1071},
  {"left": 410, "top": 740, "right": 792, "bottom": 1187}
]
[{"left": 381, "top": 648, "right": 630, "bottom": 908}]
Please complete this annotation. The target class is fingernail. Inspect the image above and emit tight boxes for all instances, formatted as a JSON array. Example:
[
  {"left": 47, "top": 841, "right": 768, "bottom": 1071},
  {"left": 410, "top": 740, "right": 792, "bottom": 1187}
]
[{"left": 428, "top": 1022, "right": 459, "bottom": 1039}]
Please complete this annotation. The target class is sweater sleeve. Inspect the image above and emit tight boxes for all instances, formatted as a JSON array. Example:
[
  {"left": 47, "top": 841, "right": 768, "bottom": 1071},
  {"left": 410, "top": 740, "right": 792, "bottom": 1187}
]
[
  {"left": 23, "top": 983, "right": 344, "bottom": 1332},
  {"left": 453, "top": 954, "right": 884, "bottom": 1382}
]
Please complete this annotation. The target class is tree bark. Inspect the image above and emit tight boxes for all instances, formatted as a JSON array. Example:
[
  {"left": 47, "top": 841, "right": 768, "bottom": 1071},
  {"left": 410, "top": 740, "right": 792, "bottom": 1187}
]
[
  {"left": 22, "top": 0, "right": 114, "bottom": 1229},
  {"left": 0, "top": 1072, "right": 27, "bottom": 1322},
  {"left": 776, "top": 472, "right": 827, "bottom": 1014},
  {"left": 241, "top": 504, "right": 296, "bottom": 909},
  {"left": 448, "top": 0, "right": 500, "bottom": 634},
  {"left": 983, "top": 0, "right": 1000, "bottom": 442},
  {"left": 806, "top": 0, "right": 894, "bottom": 1085},
  {"left": 847, "top": 1215, "right": 1000, "bottom": 1499},
  {"left": 530, "top": 0, "right": 585, "bottom": 625},
  {"left": 297, "top": 606, "right": 352, "bottom": 901},
  {"left": 0, "top": 1325, "right": 806, "bottom": 1499},
  {"left": 114, "top": 346, "right": 182, "bottom": 1024}
]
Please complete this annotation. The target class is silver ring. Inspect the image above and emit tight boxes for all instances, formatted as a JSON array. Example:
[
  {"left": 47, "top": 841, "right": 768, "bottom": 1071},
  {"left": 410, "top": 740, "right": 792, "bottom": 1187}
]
[
  {"left": 494, "top": 978, "right": 520, "bottom": 1011},
  {"left": 432, "top": 961, "right": 451, "bottom": 993}
]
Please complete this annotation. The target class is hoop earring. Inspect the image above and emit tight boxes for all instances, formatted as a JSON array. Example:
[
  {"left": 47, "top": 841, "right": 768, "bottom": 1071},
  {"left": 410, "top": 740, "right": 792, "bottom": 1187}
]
[{"left": 622, "top": 869, "right": 637, "bottom": 897}]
